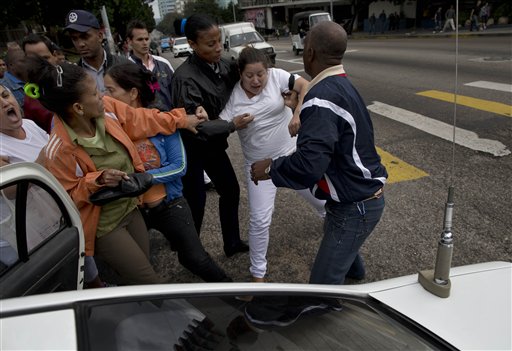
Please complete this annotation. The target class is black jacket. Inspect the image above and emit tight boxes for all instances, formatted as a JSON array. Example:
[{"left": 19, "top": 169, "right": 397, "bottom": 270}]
[
  {"left": 129, "top": 53, "right": 174, "bottom": 110},
  {"left": 171, "top": 54, "right": 239, "bottom": 151}
]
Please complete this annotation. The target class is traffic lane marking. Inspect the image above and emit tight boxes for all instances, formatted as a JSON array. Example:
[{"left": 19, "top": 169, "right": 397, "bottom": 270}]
[
  {"left": 416, "top": 90, "right": 512, "bottom": 117},
  {"left": 377, "top": 147, "right": 429, "bottom": 184},
  {"left": 276, "top": 58, "right": 304, "bottom": 65},
  {"left": 276, "top": 50, "right": 358, "bottom": 65},
  {"left": 465, "top": 81, "right": 512, "bottom": 93},
  {"left": 367, "top": 101, "right": 511, "bottom": 157}
]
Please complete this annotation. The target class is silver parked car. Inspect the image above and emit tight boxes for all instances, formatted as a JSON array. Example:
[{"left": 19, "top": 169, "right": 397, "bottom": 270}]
[{"left": 0, "top": 163, "right": 510, "bottom": 350}]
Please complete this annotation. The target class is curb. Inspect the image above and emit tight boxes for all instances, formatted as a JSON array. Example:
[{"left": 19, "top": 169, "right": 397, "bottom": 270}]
[
  {"left": 349, "top": 30, "right": 511, "bottom": 40},
  {"left": 347, "top": 25, "right": 512, "bottom": 40}
]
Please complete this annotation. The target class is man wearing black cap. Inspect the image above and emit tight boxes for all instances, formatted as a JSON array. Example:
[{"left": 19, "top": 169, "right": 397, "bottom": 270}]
[{"left": 64, "top": 9, "right": 130, "bottom": 93}]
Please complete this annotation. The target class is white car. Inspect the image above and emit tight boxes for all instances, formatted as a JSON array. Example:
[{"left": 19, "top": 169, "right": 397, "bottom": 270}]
[
  {"left": 1, "top": 263, "right": 510, "bottom": 350},
  {"left": 172, "top": 37, "right": 193, "bottom": 58},
  {"left": 1, "top": 164, "right": 510, "bottom": 350},
  {"left": 0, "top": 162, "right": 84, "bottom": 299}
]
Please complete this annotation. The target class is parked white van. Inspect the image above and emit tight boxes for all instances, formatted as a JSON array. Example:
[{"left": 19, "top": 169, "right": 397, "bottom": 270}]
[
  {"left": 290, "top": 11, "right": 332, "bottom": 55},
  {"left": 220, "top": 22, "right": 276, "bottom": 65}
]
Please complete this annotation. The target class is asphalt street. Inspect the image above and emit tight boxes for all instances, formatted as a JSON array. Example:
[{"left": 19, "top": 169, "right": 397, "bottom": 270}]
[{"left": 149, "top": 33, "right": 511, "bottom": 285}]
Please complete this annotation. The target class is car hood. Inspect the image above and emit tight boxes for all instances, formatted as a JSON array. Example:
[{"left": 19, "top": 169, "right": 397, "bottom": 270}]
[{"left": 367, "top": 261, "right": 511, "bottom": 350}]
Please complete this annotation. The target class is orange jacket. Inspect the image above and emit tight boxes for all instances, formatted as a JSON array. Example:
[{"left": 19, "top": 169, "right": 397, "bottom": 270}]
[{"left": 44, "top": 96, "right": 187, "bottom": 255}]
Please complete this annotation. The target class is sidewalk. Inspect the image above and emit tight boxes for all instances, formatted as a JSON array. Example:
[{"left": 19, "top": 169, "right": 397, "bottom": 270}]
[{"left": 348, "top": 24, "right": 512, "bottom": 39}]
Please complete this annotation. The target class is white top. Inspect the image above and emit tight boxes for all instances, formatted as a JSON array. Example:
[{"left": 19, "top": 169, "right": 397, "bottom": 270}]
[
  {"left": 1, "top": 119, "right": 49, "bottom": 163},
  {"left": 220, "top": 68, "right": 296, "bottom": 163}
]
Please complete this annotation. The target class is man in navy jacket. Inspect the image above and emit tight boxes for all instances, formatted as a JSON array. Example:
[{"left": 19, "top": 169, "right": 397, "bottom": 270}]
[{"left": 251, "top": 21, "right": 387, "bottom": 285}]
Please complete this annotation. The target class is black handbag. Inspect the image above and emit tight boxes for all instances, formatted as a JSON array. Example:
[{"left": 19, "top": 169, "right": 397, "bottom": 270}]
[{"left": 89, "top": 173, "right": 154, "bottom": 206}]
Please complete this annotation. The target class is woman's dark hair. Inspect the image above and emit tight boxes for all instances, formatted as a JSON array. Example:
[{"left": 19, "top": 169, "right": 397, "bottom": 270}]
[
  {"left": 184, "top": 14, "right": 217, "bottom": 42},
  {"left": 238, "top": 47, "right": 270, "bottom": 73},
  {"left": 25, "top": 55, "right": 88, "bottom": 120},
  {"left": 106, "top": 63, "right": 156, "bottom": 108}
]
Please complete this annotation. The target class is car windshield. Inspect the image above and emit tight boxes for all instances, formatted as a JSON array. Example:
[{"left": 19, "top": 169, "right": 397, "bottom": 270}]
[
  {"left": 230, "top": 32, "right": 264, "bottom": 47},
  {"left": 81, "top": 294, "right": 440, "bottom": 350},
  {"left": 310, "top": 14, "right": 331, "bottom": 28},
  {"left": 174, "top": 38, "right": 187, "bottom": 46}
]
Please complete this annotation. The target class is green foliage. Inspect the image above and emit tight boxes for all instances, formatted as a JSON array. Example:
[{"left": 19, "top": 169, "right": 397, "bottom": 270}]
[
  {"left": 184, "top": 0, "right": 223, "bottom": 22},
  {"left": 218, "top": 2, "right": 244, "bottom": 24},
  {"left": 156, "top": 12, "right": 180, "bottom": 35},
  {"left": 1, "top": 0, "right": 155, "bottom": 39},
  {"left": 492, "top": 2, "right": 512, "bottom": 20},
  {"left": 155, "top": 1, "right": 243, "bottom": 36}
]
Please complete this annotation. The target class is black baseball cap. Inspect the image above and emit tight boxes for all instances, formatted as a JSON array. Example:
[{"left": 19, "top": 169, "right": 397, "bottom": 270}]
[{"left": 65, "top": 10, "right": 100, "bottom": 32}]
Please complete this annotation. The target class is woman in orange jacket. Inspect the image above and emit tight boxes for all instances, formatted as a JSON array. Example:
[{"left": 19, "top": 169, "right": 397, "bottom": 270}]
[{"left": 26, "top": 56, "right": 206, "bottom": 284}]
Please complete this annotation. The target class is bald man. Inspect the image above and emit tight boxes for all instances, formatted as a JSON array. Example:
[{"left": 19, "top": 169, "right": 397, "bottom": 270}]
[{"left": 251, "top": 21, "right": 387, "bottom": 285}]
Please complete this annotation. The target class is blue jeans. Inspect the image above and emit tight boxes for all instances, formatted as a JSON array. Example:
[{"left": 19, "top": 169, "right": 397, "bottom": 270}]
[{"left": 309, "top": 196, "right": 385, "bottom": 285}]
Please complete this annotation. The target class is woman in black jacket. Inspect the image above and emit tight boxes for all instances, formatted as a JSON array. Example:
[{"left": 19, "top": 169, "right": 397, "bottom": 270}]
[{"left": 171, "top": 14, "right": 252, "bottom": 257}]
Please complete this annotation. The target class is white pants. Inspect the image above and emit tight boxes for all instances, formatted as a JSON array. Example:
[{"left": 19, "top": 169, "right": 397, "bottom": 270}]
[
  {"left": 443, "top": 18, "right": 455, "bottom": 31},
  {"left": 245, "top": 163, "right": 326, "bottom": 278}
]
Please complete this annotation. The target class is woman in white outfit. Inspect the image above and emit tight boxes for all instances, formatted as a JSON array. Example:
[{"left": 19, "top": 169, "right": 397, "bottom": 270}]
[{"left": 219, "top": 47, "right": 325, "bottom": 282}]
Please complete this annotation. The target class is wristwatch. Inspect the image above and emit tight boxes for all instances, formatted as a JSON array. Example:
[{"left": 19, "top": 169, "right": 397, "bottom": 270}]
[{"left": 264, "top": 163, "right": 271, "bottom": 177}]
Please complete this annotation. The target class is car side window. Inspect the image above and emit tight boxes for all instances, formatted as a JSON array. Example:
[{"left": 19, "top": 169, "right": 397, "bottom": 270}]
[{"left": 0, "top": 181, "right": 64, "bottom": 274}]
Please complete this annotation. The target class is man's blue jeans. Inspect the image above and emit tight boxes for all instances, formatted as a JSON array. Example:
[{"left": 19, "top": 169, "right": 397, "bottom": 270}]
[{"left": 309, "top": 196, "right": 385, "bottom": 285}]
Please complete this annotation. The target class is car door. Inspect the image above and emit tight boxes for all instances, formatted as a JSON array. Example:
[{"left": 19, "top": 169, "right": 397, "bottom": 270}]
[{"left": 0, "top": 162, "right": 85, "bottom": 298}]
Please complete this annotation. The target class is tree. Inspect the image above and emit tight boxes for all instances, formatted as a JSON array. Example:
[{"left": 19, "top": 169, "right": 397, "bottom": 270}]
[
  {"left": 184, "top": 0, "right": 223, "bottom": 23},
  {"left": 156, "top": 12, "right": 180, "bottom": 35},
  {"left": 219, "top": 2, "right": 244, "bottom": 24},
  {"left": 1, "top": 0, "right": 155, "bottom": 44}
]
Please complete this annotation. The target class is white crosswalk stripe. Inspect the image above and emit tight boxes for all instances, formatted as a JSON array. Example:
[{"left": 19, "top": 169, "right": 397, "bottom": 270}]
[
  {"left": 367, "top": 101, "right": 510, "bottom": 157},
  {"left": 276, "top": 50, "right": 359, "bottom": 67},
  {"left": 464, "top": 81, "right": 512, "bottom": 93}
]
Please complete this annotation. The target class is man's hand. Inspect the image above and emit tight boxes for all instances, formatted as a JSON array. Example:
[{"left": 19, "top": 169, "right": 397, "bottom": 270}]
[
  {"left": 282, "top": 90, "right": 298, "bottom": 111},
  {"left": 232, "top": 113, "right": 254, "bottom": 130},
  {"left": 250, "top": 158, "right": 272, "bottom": 185},
  {"left": 288, "top": 114, "right": 301, "bottom": 137},
  {"left": 97, "top": 169, "right": 129, "bottom": 187}
]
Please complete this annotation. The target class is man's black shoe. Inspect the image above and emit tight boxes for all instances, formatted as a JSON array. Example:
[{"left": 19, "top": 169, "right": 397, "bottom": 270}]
[{"left": 224, "top": 241, "right": 249, "bottom": 257}]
